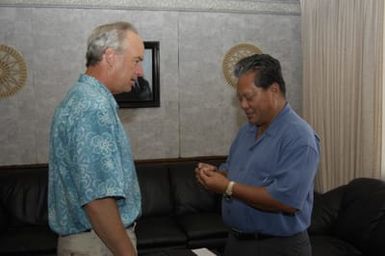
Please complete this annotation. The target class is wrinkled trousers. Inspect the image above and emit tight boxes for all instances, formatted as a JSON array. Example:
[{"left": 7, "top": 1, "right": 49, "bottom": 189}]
[{"left": 57, "top": 227, "right": 137, "bottom": 256}]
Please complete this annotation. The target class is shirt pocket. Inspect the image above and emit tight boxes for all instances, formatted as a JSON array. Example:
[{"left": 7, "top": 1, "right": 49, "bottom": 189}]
[{"left": 242, "top": 151, "right": 276, "bottom": 186}]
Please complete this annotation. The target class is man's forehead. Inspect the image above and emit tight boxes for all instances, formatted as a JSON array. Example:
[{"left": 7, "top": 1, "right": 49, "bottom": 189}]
[
  {"left": 122, "top": 40, "right": 144, "bottom": 60},
  {"left": 123, "top": 31, "right": 144, "bottom": 48},
  {"left": 236, "top": 83, "right": 258, "bottom": 95}
]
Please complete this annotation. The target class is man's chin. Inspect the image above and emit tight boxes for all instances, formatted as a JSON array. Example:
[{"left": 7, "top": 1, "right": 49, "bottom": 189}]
[
  {"left": 247, "top": 117, "right": 258, "bottom": 125},
  {"left": 125, "top": 81, "right": 136, "bottom": 92},
  {"left": 123, "top": 85, "right": 134, "bottom": 93},
  {"left": 246, "top": 115, "right": 254, "bottom": 122}
]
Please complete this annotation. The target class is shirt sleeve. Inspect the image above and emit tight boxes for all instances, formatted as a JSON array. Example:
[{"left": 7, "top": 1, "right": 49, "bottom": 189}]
[
  {"left": 70, "top": 105, "right": 126, "bottom": 207},
  {"left": 266, "top": 144, "right": 320, "bottom": 210}
]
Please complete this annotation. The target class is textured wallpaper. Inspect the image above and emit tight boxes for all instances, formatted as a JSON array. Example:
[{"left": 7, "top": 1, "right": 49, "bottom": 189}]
[
  {"left": 0, "top": 1, "right": 301, "bottom": 165},
  {"left": 0, "top": 0, "right": 300, "bottom": 14}
]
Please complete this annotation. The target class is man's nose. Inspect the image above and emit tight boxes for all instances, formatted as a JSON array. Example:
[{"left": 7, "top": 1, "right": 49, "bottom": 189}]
[
  {"left": 239, "top": 98, "right": 248, "bottom": 109},
  {"left": 135, "top": 63, "right": 144, "bottom": 77}
]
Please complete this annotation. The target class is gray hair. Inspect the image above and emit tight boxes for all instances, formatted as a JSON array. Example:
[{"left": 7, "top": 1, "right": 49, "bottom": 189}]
[{"left": 86, "top": 21, "right": 138, "bottom": 67}]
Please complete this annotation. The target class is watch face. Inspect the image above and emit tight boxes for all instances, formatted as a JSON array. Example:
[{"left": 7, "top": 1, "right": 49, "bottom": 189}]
[{"left": 225, "top": 181, "right": 235, "bottom": 197}]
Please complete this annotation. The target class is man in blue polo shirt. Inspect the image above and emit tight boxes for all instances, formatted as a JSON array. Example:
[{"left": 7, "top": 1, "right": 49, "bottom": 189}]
[{"left": 196, "top": 54, "right": 319, "bottom": 256}]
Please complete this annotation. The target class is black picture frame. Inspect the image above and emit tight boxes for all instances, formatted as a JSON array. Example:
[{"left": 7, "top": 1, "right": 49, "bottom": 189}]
[{"left": 114, "top": 41, "right": 160, "bottom": 108}]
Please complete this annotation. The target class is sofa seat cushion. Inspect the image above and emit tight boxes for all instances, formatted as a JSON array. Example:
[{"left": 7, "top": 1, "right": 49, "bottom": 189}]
[
  {"left": 136, "top": 216, "right": 187, "bottom": 249},
  {"left": 0, "top": 225, "right": 57, "bottom": 254},
  {"left": 310, "top": 236, "right": 363, "bottom": 256},
  {"left": 187, "top": 236, "right": 227, "bottom": 251},
  {"left": 177, "top": 212, "right": 228, "bottom": 240}
]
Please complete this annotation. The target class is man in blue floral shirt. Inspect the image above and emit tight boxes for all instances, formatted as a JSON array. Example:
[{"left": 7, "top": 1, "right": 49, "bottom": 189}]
[{"left": 48, "top": 21, "right": 144, "bottom": 256}]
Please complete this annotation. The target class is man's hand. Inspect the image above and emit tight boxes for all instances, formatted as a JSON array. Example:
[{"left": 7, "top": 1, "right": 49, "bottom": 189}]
[
  {"left": 195, "top": 162, "right": 229, "bottom": 194},
  {"left": 195, "top": 162, "right": 216, "bottom": 186}
]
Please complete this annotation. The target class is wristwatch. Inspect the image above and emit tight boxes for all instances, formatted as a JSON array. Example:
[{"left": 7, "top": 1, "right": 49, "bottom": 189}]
[{"left": 224, "top": 181, "right": 235, "bottom": 199}]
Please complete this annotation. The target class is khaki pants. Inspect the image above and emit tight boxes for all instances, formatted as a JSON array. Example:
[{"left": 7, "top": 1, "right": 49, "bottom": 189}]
[{"left": 57, "top": 227, "right": 137, "bottom": 256}]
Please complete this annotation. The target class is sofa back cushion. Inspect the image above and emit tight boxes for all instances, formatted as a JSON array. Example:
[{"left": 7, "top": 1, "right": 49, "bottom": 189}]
[
  {"left": 136, "top": 165, "right": 173, "bottom": 217},
  {"left": 169, "top": 162, "right": 221, "bottom": 216},
  {"left": 334, "top": 178, "right": 385, "bottom": 253},
  {"left": 0, "top": 167, "right": 49, "bottom": 227}
]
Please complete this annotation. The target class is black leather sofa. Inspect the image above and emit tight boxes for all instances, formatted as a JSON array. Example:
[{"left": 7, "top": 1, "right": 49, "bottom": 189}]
[
  {"left": 0, "top": 157, "right": 227, "bottom": 256},
  {"left": 1, "top": 157, "right": 385, "bottom": 256},
  {"left": 133, "top": 157, "right": 228, "bottom": 255},
  {"left": 309, "top": 177, "right": 385, "bottom": 256}
]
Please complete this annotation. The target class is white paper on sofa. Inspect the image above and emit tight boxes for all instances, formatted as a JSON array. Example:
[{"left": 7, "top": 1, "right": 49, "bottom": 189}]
[{"left": 191, "top": 248, "right": 217, "bottom": 256}]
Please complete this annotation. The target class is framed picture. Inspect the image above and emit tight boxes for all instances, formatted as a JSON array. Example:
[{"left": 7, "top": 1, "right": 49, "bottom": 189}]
[{"left": 114, "top": 41, "right": 160, "bottom": 108}]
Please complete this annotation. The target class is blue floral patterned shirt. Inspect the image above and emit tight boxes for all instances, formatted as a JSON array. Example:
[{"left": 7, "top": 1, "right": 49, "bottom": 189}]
[{"left": 48, "top": 74, "right": 141, "bottom": 236}]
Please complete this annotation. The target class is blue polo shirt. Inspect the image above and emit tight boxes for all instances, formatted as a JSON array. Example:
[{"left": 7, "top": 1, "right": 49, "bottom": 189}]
[
  {"left": 221, "top": 104, "right": 320, "bottom": 236},
  {"left": 48, "top": 74, "right": 141, "bottom": 236}
]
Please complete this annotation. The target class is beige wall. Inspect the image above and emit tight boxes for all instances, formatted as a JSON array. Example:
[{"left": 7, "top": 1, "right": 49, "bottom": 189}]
[{"left": 0, "top": 0, "right": 302, "bottom": 165}]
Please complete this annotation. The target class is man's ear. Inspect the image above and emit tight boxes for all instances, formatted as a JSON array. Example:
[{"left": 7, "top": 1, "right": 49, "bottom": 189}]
[
  {"left": 270, "top": 82, "right": 281, "bottom": 95},
  {"left": 103, "top": 48, "right": 115, "bottom": 67}
]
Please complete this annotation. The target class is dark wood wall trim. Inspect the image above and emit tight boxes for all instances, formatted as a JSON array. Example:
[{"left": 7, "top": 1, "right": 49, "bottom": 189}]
[{"left": 0, "top": 156, "right": 227, "bottom": 170}]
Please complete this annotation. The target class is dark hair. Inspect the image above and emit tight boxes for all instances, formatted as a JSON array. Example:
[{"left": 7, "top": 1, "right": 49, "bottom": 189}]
[
  {"left": 234, "top": 54, "right": 286, "bottom": 96},
  {"left": 86, "top": 21, "right": 138, "bottom": 67}
]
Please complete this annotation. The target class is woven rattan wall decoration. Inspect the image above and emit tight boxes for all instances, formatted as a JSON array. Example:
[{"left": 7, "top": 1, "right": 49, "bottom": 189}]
[
  {"left": 222, "top": 43, "right": 262, "bottom": 88},
  {"left": 0, "top": 44, "right": 28, "bottom": 98}
]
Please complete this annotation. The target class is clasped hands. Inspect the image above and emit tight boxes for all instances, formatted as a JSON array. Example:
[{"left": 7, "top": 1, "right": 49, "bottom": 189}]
[{"left": 195, "top": 162, "right": 229, "bottom": 194}]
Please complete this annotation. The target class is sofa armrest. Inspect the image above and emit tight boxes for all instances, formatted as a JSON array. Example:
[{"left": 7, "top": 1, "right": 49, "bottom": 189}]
[
  {"left": 335, "top": 178, "right": 385, "bottom": 254},
  {"left": 309, "top": 185, "right": 346, "bottom": 235}
]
